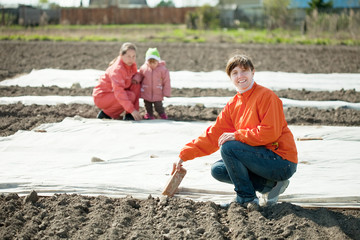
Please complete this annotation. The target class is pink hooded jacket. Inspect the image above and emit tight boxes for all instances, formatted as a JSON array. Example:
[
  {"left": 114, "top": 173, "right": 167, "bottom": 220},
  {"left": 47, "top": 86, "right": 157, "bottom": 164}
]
[
  {"left": 92, "top": 57, "right": 138, "bottom": 114},
  {"left": 133, "top": 61, "right": 171, "bottom": 102}
]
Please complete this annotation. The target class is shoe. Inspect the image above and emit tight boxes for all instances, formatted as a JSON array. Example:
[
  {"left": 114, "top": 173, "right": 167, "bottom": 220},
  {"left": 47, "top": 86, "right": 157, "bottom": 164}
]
[
  {"left": 160, "top": 113, "right": 168, "bottom": 119},
  {"left": 262, "top": 180, "right": 290, "bottom": 206},
  {"left": 219, "top": 198, "right": 235, "bottom": 208},
  {"left": 144, "top": 113, "right": 155, "bottom": 120},
  {"left": 242, "top": 198, "right": 260, "bottom": 212},
  {"left": 123, "top": 113, "right": 135, "bottom": 120},
  {"left": 220, "top": 197, "right": 260, "bottom": 212},
  {"left": 97, "top": 110, "right": 111, "bottom": 119}
]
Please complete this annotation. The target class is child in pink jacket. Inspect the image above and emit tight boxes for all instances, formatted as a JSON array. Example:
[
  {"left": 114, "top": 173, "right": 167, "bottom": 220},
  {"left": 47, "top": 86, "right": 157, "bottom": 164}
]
[{"left": 133, "top": 48, "right": 171, "bottom": 119}]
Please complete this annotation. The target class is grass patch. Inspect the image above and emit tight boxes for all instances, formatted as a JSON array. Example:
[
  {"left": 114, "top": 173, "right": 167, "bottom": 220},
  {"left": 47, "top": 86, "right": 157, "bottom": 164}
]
[{"left": 0, "top": 24, "right": 359, "bottom": 45}]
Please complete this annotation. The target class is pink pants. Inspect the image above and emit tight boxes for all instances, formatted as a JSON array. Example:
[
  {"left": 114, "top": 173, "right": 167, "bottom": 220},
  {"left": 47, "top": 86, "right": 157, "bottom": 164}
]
[{"left": 94, "top": 84, "right": 140, "bottom": 119}]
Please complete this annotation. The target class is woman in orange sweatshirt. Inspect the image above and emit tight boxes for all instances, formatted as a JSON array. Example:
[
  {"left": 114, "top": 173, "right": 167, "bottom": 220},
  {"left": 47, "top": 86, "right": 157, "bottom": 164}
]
[
  {"left": 176, "top": 54, "right": 298, "bottom": 211},
  {"left": 93, "top": 42, "right": 141, "bottom": 121}
]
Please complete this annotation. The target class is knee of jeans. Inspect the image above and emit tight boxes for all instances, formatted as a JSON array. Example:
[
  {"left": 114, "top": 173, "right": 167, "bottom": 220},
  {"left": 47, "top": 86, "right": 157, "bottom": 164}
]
[
  {"left": 220, "top": 141, "right": 244, "bottom": 156},
  {"left": 287, "top": 162, "right": 297, "bottom": 178},
  {"left": 220, "top": 141, "right": 233, "bottom": 156},
  {"left": 211, "top": 162, "right": 223, "bottom": 180}
]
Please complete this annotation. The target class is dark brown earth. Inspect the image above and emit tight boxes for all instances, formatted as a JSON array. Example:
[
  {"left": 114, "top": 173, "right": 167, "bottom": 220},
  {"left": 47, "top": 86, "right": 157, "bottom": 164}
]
[
  {"left": 1, "top": 192, "right": 359, "bottom": 240},
  {"left": 1, "top": 41, "right": 360, "bottom": 81},
  {"left": 1, "top": 41, "right": 360, "bottom": 136},
  {"left": 0, "top": 41, "right": 360, "bottom": 239},
  {"left": 1, "top": 85, "right": 359, "bottom": 137}
]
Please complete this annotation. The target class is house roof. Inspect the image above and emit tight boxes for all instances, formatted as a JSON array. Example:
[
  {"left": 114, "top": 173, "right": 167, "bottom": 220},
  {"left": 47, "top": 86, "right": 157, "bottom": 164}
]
[
  {"left": 219, "top": 0, "right": 359, "bottom": 9},
  {"left": 291, "top": 0, "right": 360, "bottom": 8}
]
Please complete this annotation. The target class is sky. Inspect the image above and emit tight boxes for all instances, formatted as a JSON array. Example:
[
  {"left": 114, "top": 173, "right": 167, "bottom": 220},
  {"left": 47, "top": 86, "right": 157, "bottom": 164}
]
[{"left": 0, "top": 0, "right": 218, "bottom": 8}]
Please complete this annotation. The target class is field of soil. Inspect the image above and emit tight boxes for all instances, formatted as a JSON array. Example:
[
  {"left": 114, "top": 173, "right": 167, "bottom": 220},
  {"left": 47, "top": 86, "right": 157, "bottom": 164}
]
[
  {"left": 1, "top": 41, "right": 360, "bottom": 239},
  {"left": 1, "top": 41, "right": 360, "bottom": 136}
]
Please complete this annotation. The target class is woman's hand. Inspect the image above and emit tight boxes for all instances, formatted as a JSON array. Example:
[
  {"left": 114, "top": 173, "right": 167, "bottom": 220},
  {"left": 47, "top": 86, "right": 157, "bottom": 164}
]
[
  {"left": 218, "top": 132, "right": 235, "bottom": 146},
  {"left": 131, "top": 110, "right": 142, "bottom": 121},
  {"left": 174, "top": 159, "right": 184, "bottom": 172}
]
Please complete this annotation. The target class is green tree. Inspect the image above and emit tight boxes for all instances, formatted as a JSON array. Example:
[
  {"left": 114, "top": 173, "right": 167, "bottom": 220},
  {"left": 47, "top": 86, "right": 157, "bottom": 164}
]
[
  {"left": 198, "top": 4, "right": 220, "bottom": 30},
  {"left": 38, "top": 0, "right": 48, "bottom": 6},
  {"left": 263, "top": 0, "right": 291, "bottom": 29},
  {"left": 186, "top": 5, "right": 220, "bottom": 30},
  {"left": 157, "top": 0, "right": 175, "bottom": 7},
  {"left": 308, "top": 0, "right": 333, "bottom": 13}
]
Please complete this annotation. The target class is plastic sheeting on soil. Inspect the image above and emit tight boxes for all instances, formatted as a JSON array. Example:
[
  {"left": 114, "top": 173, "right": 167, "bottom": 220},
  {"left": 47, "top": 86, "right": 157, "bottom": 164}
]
[
  {"left": 1, "top": 95, "right": 360, "bottom": 111},
  {"left": 1, "top": 69, "right": 360, "bottom": 91},
  {"left": 1, "top": 69, "right": 359, "bottom": 208},
  {"left": 0, "top": 118, "right": 359, "bottom": 208}
]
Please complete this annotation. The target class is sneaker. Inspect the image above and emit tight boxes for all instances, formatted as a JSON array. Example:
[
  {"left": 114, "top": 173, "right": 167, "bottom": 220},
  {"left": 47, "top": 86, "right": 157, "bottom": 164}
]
[
  {"left": 262, "top": 180, "right": 289, "bottom": 206},
  {"left": 144, "top": 113, "right": 155, "bottom": 120},
  {"left": 123, "top": 113, "right": 135, "bottom": 121},
  {"left": 97, "top": 110, "right": 111, "bottom": 119},
  {"left": 160, "top": 113, "right": 168, "bottom": 119},
  {"left": 220, "top": 197, "right": 260, "bottom": 212},
  {"left": 242, "top": 198, "right": 260, "bottom": 212},
  {"left": 219, "top": 197, "right": 236, "bottom": 208}
]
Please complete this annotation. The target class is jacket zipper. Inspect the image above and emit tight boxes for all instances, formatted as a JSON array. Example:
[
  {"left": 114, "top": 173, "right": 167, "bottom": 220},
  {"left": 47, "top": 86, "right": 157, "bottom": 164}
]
[{"left": 151, "top": 70, "right": 154, "bottom": 100}]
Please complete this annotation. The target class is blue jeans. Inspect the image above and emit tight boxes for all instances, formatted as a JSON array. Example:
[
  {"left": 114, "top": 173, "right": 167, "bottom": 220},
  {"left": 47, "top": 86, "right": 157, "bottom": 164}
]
[{"left": 211, "top": 141, "right": 297, "bottom": 204}]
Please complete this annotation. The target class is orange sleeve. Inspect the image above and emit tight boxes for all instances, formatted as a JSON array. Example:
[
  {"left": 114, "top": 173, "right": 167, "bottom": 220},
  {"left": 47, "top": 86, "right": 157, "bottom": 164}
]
[{"left": 179, "top": 101, "right": 236, "bottom": 161}]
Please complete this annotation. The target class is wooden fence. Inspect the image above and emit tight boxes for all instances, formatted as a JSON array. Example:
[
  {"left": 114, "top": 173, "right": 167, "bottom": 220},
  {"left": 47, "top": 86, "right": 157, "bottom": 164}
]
[{"left": 60, "top": 7, "right": 197, "bottom": 25}]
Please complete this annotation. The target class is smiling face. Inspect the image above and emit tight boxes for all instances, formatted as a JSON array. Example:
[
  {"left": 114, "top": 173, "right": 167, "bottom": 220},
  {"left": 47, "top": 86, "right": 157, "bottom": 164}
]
[
  {"left": 225, "top": 54, "right": 255, "bottom": 91},
  {"left": 230, "top": 66, "right": 255, "bottom": 91}
]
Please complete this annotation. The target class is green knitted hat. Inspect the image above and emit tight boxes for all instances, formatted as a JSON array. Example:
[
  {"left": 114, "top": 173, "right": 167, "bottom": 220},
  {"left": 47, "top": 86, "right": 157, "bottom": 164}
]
[{"left": 145, "top": 48, "right": 161, "bottom": 61}]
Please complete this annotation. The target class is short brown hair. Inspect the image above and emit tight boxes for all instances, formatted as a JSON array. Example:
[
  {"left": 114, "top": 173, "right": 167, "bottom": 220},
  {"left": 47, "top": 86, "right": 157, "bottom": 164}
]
[{"left": 225, "top": 54, "right": 254, "bottom": 76}]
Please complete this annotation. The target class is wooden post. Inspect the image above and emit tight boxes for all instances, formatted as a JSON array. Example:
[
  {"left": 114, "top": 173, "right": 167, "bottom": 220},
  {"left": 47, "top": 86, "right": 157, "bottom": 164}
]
[{"left": 2, "top": 7, "right": 5, "bottom": 26}]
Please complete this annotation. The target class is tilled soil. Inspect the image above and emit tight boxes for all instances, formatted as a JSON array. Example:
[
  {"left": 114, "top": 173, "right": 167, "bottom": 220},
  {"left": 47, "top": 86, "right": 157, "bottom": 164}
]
[
  {"left": 1, "top": 41, "right": 360, "bottom": 240},
  {"left": 1, "top": 41, "right": 360, "bottom": 82},
  {"left": 1, "top": 192, "right": 359, "bottom": 240},
  {"left": 1, "top": 85, "right": 359, "bottom": 137},
  {"left": 1, "top": 41, "right": 360, "bottom": 137}
]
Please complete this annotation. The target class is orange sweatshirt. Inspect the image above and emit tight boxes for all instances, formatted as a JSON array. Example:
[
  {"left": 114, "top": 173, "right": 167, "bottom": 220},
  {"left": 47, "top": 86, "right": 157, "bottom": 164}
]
[{"left": 179, "top": 82, "right": 298, "bottom": 164}]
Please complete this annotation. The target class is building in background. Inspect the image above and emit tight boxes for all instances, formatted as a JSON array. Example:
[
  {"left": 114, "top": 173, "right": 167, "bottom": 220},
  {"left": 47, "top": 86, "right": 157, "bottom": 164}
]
[
  {"left": 88, "top": 0, "right": 148, "bottom": 8},
  {"left": 219, "top": 0, "right": 360, "bottom": 28},
  {"left": 219, "top": 0, "right": 262, "bottom": 27},
  {"left": 1, "top": 4, "right": 60, "bottom": 26},
  {"left": 291, "top": 0, "right": 360, "bottom": 8}
]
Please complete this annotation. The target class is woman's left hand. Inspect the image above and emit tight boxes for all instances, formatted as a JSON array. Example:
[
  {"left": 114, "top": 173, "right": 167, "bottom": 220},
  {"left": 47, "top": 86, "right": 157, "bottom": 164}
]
[
  {"left": 131, "top": 110, "right": 142, "bottom": 121},
  {"left": 174, "top": 159, "right": 184, "bottom": 173},
  {"left": 218, "top": 132, "right": 235, "bottom": 146}
]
